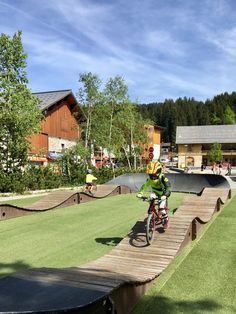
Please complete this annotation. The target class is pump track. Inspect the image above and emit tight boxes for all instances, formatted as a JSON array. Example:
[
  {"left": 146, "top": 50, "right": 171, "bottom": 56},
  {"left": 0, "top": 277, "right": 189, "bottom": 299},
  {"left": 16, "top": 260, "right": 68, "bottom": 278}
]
[{"left": 0, "top": 173, "right": 231, "bottom": 313}]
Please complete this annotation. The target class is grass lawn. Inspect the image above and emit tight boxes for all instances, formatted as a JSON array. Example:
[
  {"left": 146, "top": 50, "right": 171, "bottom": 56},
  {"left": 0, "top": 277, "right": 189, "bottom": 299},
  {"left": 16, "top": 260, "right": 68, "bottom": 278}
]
[
  {"left": 132, "top": 191, "right": 236, "bottom": 314},
  {"left": 0, "top": 192, "right": 185, "bottom": 278}
]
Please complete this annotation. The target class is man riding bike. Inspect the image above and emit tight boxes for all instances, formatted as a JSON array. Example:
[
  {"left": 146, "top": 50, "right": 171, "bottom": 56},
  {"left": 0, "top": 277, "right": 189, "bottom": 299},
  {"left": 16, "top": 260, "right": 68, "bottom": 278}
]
[{"left": 137, "top": 161, "right": 171, "bottom": 228}]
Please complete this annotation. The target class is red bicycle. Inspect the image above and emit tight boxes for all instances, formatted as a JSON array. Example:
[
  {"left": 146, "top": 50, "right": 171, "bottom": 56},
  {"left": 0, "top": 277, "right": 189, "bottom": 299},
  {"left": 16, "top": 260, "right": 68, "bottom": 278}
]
[{"left": 140, "top": 193, "right": 169, "bottom": 245}]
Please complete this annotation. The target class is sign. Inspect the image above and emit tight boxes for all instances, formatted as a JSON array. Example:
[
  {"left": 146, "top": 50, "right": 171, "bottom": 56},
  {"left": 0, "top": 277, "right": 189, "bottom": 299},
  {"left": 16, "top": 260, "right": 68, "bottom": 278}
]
[
  {"left": 149, "top": 146, "right": 154, "bottom": 153},
  {"left": 149, "top": 152, "right": 154, "bottom": 160},
  {"left": 48, "top": 152, "right": 64, "bottom": 159}
]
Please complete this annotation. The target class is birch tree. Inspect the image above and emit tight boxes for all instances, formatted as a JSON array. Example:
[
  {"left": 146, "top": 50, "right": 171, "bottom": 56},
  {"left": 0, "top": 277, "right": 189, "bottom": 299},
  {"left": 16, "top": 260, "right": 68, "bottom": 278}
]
[
  {"left": 103, "top": 76, "right": 128, "bottom": 146},
  {"left": 77, "top": 72, "right": 102, "bottom": 149},
  {"left": 114, "top": 102, "right": 150, "bottom": 169}
]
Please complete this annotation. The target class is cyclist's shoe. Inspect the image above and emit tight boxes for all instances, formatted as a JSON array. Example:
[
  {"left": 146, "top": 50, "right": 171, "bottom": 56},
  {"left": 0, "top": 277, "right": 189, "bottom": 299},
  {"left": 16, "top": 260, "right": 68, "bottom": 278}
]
[{"left": 163, "top": 218, "right": 170, "bottom": 229}]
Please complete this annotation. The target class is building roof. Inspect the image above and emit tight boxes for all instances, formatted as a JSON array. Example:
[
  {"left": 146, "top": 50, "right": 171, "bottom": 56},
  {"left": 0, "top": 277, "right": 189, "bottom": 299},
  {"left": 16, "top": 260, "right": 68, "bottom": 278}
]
[
  {"left": 32, "top": 90, "right": 72, "bottom": 110},
  {"left": 176, "top": 125, "right": 236, "bottom": 144},
  {"left": 32, "top": 89, "right": 86, "bottom": 122}
]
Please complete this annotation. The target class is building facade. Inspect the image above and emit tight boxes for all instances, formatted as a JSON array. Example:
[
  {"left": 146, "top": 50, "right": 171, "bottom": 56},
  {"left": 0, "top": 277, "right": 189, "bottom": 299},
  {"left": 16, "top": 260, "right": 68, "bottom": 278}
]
[
  {"left": 176, "top": 125, "right": 236, "bottom": 168},
  {"left": 29, "top": 90, "right": 86, "bottom": 165},
  {"left": 140, "top": 125, "right": 164, "bottom": 166}
]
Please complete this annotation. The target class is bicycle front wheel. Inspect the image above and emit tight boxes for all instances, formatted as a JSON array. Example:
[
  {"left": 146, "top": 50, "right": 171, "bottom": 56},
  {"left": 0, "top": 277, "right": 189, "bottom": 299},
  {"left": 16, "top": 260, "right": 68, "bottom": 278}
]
[{"left": 146, "top": 213, "right": 155, "bottom": 245}]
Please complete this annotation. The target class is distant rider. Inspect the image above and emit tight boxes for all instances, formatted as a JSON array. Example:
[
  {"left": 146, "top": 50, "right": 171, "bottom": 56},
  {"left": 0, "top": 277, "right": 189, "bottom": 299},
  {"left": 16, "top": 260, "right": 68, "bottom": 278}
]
[
  {"left": 137, "top": 161, "right": 171, "bottom": 228},
  {"left": 85, "top": 169, "right": 97, "bottom": 194}
]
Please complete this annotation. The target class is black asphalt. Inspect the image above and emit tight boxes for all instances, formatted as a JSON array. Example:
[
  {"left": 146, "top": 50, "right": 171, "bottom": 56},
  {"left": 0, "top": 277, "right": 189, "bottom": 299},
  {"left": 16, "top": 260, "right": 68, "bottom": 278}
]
[
  {"left": 108, "top": 173, "right": 230, "bottom": 194},
  {"left": 0, "top": 270, "right": 109, "bottom": 313}
]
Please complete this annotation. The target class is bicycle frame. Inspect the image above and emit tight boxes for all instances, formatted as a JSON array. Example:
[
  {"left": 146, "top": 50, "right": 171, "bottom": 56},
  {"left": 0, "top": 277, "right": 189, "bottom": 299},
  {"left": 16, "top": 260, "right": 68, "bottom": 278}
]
[
  {"left": 141, "top": 194, "right": 169, "bottom": 245},
  {"left": 84, "top": 181, "right": 97, "bottom": 195}
]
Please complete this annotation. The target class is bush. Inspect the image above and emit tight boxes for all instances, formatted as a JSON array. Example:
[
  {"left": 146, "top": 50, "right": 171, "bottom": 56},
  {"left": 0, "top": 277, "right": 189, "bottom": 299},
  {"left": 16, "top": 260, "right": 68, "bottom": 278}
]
[
  {"left": 24, "top": 166, "right": 62, "bottom": 190},
  {"left": 0, "top": 172, "right": 26, "bottom": 193},
  {"left": 0, "top": 162, "right": 145, "bottom": 194}
]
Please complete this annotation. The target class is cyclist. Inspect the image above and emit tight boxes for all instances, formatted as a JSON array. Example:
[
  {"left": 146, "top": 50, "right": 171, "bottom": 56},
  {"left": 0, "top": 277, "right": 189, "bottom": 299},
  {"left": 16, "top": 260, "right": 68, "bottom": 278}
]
[
  {"left": 137, "top": 161, "right": 171, "bottom": 228},
  {"left": 85, "top": 169, "right": 97, "bottom": 194}
]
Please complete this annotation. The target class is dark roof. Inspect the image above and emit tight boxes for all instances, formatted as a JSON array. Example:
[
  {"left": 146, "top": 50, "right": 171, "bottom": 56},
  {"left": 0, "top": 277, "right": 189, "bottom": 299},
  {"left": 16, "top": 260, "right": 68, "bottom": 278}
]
[
  {"left": 32, "top": 90, "right": 72, "bottom": 110},
  {"left": 155, "top": 125, "right": 165, "bottom": 130},
  {"left": 32, "top": 90, "right": 86, "bottom": 122},
  {"left": 176, "top": 125, "right": 236, "bottom": 144}
]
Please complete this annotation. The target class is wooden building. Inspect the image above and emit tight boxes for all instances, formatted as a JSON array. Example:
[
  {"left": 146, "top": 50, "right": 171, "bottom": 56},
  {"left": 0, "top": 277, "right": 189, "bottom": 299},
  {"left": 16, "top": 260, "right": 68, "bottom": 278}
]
[
  {"left": 176, "top": 125, "right": 236, "bottom": 168},
  {"left": 29, "top": 90, "right": 86, "bottom": 165}
]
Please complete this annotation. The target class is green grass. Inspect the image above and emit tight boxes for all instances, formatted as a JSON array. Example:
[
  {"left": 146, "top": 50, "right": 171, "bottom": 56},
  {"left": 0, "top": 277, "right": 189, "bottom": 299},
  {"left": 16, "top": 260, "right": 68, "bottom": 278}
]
[
  {"left": 132, "top": 191, "right": 236, "bottom": 314},
  {"left": 0, "top": 192, "right": 185, "bottom": 278}
]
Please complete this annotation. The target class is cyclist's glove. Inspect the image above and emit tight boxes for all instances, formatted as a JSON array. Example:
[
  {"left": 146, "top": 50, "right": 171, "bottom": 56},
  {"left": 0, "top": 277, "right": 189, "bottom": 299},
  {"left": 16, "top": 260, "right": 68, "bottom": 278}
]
[{"left": 136, "top": 192, "right": 143, "bottom": 198}]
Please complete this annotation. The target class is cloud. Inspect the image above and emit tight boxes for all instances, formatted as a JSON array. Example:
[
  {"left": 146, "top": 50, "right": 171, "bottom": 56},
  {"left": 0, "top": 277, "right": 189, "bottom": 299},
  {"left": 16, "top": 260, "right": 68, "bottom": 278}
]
[{"left": 1, "top": 0, "right": 236, "bottom": 102}]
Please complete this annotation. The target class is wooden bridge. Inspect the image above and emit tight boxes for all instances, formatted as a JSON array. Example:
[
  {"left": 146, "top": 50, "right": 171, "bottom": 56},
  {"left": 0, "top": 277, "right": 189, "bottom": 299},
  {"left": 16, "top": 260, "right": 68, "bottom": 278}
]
[{"left": 0, "top": 175, "right": 231, "bottom": 313}]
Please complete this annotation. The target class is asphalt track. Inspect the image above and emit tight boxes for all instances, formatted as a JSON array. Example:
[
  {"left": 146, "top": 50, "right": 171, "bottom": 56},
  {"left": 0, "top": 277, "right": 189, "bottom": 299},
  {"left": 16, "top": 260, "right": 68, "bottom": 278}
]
[
  {"left": 0, "top": 173, "right": 231, "bottom": 313},
  {"left": 108, "top": 172, "right": 231, "bottom": 194}
]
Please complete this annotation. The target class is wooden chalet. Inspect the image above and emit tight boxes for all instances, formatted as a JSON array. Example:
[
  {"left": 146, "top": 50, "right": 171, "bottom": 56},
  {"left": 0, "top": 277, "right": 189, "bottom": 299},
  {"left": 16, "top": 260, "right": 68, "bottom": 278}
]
[{"left": 29, "top": 90, "right": 86, "bottom": 165}]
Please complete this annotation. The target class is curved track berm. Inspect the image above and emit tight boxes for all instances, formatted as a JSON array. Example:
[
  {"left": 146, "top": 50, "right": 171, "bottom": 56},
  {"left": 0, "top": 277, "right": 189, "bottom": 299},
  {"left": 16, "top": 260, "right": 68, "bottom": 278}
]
[
  {"left": 0, "top": 184, "right": 131, "bottom": 221},
  {"left": 0, "top": 174, "right": 231, "bottom": 313},
  {"left": 107, "top": 172, "right": 231, "bottom": 193}
]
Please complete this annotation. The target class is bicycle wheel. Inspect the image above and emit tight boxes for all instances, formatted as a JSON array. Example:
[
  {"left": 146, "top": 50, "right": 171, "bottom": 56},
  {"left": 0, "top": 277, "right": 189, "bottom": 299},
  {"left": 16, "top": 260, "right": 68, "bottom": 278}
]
[{"left": 146, "top": 213, "right": 155, "bottom": 245}]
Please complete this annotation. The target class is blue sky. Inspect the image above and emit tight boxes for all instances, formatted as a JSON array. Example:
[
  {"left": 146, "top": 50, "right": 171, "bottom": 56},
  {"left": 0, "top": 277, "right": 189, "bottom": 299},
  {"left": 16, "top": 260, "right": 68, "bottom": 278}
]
[{"left": 1, "top": 0, "right": 236, "bottom": 103}]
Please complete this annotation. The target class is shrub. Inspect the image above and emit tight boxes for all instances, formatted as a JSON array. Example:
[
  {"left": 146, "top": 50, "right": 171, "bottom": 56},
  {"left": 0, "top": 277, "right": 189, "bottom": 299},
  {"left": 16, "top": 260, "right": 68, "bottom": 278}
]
[
  {"left": 0, "top": 172, "right": 26, "bottom": 193},
  {"left": 24, "top": 166, "right": 61, "bottom": 190}
]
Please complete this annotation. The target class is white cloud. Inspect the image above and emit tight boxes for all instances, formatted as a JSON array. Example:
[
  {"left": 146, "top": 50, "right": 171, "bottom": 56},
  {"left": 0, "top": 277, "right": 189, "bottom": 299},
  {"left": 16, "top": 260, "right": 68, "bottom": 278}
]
[{"left": 1, "top": 0, "right": 236, "bottom": 102}]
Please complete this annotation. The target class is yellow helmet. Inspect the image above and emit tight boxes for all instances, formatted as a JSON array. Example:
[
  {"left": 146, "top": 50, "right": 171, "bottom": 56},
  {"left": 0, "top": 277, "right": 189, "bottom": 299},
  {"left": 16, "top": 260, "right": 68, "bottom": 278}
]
[{"left": 147, "top": 161, "right": 163, "bottom": 175}]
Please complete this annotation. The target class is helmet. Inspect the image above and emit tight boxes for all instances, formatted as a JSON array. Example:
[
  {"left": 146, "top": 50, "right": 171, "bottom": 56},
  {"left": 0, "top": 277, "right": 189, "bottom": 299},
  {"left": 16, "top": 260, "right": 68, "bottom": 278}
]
[
  {"left": 147, "top": 161, "right": 162, "bottom": 176},
  {"left": 87, "top": 169, "right": 93, "bottom": 174}
]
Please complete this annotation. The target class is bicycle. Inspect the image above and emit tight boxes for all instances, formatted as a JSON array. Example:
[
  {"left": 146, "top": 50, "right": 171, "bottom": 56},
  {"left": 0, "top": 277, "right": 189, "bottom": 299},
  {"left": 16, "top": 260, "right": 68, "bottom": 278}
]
[
  {"left": 83, "top": 181, "right": 97, "bottom": 195},
  {"left": 139, "top": 193, "right": 169, "bottom": 245}
]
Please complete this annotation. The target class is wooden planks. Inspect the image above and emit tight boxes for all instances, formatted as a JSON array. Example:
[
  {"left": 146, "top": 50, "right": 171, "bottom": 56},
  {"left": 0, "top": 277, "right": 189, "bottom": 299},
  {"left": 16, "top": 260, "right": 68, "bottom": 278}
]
[{"left": 79, "top": 187, "right": 230, "bottom": 287}]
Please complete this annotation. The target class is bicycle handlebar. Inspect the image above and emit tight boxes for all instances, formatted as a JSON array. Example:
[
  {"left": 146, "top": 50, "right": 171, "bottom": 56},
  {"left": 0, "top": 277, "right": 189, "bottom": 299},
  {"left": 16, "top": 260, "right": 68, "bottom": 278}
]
[{"left": 138, "top": 195, "right": 161, "bottom": 203}]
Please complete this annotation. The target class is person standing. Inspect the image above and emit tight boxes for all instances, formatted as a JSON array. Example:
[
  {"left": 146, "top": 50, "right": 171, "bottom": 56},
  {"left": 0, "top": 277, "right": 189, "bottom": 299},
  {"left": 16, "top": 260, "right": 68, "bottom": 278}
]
[{"left": 226, "top": 162, "right": 232, "bottom": 176}]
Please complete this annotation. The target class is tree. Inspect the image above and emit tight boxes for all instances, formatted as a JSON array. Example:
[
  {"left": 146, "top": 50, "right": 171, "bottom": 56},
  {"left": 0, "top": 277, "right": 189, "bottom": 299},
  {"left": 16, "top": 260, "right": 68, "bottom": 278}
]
[
  {"left": 112, "top": 101, "right": 151, "bottom": 169},
  {"left": 207, "top": 143, "right": 223, "bottom": 163},
  {"left": 77, "top": 72, "right": 102, "bottom": 149},
  {"left": 103, "top": 75, "right": 128, "bottom": 146},
  {"left": 61, "top": 141, "right": 90, "bottom": 182},
  {"left": 223, "top": 105, "right": 236, "bottom": 124},
  {"left": 0, "top": 31, "right": 42, "bottom": 185},
  {"left": 210, "top": 113, "right": 221, "bottom": 125}
]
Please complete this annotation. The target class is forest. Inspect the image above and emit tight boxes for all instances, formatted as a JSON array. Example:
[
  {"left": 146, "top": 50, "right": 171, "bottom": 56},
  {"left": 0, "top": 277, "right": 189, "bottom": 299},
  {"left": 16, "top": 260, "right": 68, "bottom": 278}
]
[{"left": 138, "top": 92, "right": 236, "bottom": 145}]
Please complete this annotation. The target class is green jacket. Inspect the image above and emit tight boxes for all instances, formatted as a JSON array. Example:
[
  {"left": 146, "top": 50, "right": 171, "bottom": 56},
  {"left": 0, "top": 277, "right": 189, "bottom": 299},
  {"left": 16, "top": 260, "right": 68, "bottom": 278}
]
[{"left": 139, "top": 174, "right": 171, "bottom": 197}]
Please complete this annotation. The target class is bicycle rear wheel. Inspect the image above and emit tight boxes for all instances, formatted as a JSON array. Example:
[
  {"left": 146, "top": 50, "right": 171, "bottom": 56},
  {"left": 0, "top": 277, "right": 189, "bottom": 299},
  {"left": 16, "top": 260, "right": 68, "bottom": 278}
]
[{"left": 146, "top": 213, "right": 155, "bottom": 245}]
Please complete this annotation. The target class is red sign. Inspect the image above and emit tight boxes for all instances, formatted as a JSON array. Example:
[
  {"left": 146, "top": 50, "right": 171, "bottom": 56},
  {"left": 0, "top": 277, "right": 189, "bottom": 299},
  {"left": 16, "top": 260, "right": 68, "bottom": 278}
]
[
  {"left": 149, "top": 146, "right": 154, "bottom": 153},
  {"left": 149, "top": 152, "right": 154, "bottom": 160}
]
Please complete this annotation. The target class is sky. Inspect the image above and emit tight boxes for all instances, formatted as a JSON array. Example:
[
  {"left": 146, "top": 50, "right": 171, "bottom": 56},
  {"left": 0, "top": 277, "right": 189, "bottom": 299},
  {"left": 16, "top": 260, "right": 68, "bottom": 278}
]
[{"left": 1, "top": 0, "right": 236, "bottom": 104}]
